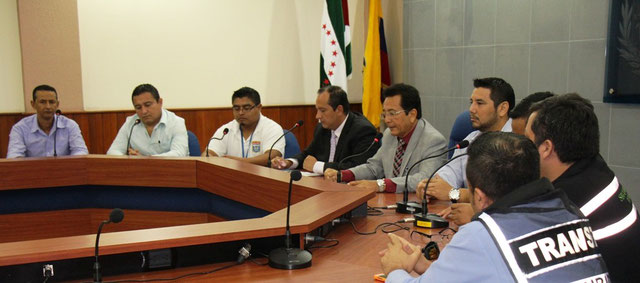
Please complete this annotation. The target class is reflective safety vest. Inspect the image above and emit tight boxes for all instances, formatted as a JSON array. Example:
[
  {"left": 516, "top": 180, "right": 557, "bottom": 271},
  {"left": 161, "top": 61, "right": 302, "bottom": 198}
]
[{"left": 477, "top": 196, "right": 610, "bottom": 283}]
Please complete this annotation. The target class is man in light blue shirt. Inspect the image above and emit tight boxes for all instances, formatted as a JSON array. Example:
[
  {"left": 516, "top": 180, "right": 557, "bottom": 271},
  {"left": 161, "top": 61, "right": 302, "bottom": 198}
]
[
  {"left": 416, "top": 77, "right": 514, "bottom": 204},
  {"left": 7, "top": 85, "right": 88, "bottom": 158},
  {"left": 106, "top": 84, "right": 188, "bottom": 157}
]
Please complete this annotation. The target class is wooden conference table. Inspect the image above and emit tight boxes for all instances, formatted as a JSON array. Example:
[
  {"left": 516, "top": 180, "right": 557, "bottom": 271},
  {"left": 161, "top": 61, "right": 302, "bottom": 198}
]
[{"left": 0, "top": 155, "right": 451, "bottom": 282}]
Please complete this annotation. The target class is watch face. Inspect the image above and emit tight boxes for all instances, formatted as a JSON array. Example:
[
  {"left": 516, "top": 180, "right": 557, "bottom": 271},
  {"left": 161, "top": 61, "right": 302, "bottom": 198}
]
[{"left": 449, "top": 189, "right": 460, "bottom": 200}]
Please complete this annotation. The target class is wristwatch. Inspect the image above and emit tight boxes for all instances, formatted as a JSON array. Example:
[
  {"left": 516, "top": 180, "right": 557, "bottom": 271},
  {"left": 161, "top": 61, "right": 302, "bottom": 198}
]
[
  {"left": 376, "top": 179, "right": 386, "bottom": 193},
  {"left": 449, "top": 188, "right": 460, "bottom": 203}
]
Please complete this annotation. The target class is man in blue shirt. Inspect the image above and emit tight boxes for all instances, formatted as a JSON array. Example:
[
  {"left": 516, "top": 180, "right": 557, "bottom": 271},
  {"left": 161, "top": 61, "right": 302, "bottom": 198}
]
[
  {"left": 380, "top": 132, "right": 609, "bottom": 282},
  {"left": 7, "top": 85, "right": 88, "bottom": 158}
]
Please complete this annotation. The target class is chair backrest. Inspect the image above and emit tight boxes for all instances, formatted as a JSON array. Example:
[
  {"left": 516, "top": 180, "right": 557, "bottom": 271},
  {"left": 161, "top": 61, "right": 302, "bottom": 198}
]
[
  {"left": 448, "top": 110, "right": 474, "bottom": 158},
  {"left": 283, "top": 131, "right": 301, "bottom": 158},
  {"left": 187, "top": 130, "right": 201, "bottom": 156}
]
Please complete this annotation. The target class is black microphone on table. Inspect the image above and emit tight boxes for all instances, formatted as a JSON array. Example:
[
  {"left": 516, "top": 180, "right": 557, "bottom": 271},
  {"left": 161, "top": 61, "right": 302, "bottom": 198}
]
[
  {"left": 267, "top": 120, "right": 304, "bottom": 168},
  {"left": 126, "top": 119, "right": 141, "bottom": 155},
  {"left": 336, "top": 133, "right": 382, "bottom": 182},
  {"left": 205, "top": 128, "right": 229, "bottom": 157},
  {"left": 94, "top": 208, "right": 124, "bottom": 283},
  {"left": 268, "top": 170, "right": 312, "bottom": 270},
  {"left": 413, "top": 152, "right": 469, "bottom": 229},
  {"left": 53, "top": 110, "right": 62, "bottom": 157},
  {"left": 396, "top": 140, "right": 470, "bottom": 214}
]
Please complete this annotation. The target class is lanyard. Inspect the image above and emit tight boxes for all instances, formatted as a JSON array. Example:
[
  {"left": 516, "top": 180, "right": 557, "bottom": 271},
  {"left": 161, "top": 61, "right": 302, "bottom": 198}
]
[{"left": 240, "top": 127, "right": 255, "bottom": 158}]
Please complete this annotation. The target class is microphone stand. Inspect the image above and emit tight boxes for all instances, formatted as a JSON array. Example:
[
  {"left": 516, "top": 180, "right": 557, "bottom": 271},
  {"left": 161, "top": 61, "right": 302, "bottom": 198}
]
[
  {"left": 53, "top": 110, "right": 61, "bottom": 157},
  {"left": 94, "top": 208, "right": 124, "bottom": 283},
  {"left": 268, "top": 170, "right": 312, "bottom": 270},
  {"left": 267, "top": 121, "right": 303, "bottom": 168},
  {"left": 205, "top": 128, "right": 229, "bottom": 157},
  {"left": 413, "top": 153, "right": 467, "bottom": 228},
  {"left": 396, "top": 141, "right": 469, "bottom": 214},
  {"left": 336, "top": 133, "right": 382, "bottom": 182},
  {"left": 126, "top": 119, "right": 141, "bottom": 155}
]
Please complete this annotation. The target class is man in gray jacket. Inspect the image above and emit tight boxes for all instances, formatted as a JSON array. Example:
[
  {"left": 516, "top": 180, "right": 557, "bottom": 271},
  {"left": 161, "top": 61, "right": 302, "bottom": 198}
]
[{"left": 324, "top": 83, "right": 446, "bottom": 193}]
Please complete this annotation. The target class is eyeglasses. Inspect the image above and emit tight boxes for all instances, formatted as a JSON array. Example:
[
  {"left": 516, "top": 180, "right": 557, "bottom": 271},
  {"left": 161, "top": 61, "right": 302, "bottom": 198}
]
[
  {"left": 232, "top": 104, "right": 257, "bottom": 112},
  {"left": 380, "top": 109, "right": 408, "bottom": 119},
  {"left": 410, "top": 227, "right": 457, "bottom": 243},
  {"left": 410, "top": 228, "right": 457, "bottom": 260}
]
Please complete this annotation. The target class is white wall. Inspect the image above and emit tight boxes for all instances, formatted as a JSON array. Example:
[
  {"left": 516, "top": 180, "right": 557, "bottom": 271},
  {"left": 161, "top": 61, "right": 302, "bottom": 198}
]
[
  {"left": 0, "top": 0, "right": 25, "bottom": 113},
  {"left": 77, "top": 0, "right": 367, "bottom": 110}
]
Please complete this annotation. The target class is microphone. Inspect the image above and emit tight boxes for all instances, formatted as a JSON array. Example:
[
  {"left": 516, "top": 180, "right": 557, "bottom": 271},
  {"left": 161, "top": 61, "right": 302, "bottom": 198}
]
[
  {"left": 268, "top": 170, "right": 312, "bottom": 270},
  {"left": 126, "top": 119, "right": 141, "bottom": 155},
  {"left": 94, "top": 208, "right": 124, "bottom": 283},
  {"left": 414, "top": 152, "right": 468, "bottom": 229},
  {"left": 53, "top": 110, "right": 62, "bottom": 157},
  {"left": 396, "top": 140, "right": 470, "bottom": 214},
  {"left": 267, "top": 120, "right": 304, "bottom": 168},
  {"left": 205, "top": 128, "right": 229, "bottom": 157},
  {"left": 336, "top": 133, "right": 382, "bottom": 182}
]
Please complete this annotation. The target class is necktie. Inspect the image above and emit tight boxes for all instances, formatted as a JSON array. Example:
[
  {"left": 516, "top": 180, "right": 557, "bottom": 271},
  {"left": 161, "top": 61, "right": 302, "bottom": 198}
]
[
  {"left": 392, "top": 138, "right": 406, "bottom": 177},
  {"left": 328, "top": 131, "right": 337, "bottom": 162}
]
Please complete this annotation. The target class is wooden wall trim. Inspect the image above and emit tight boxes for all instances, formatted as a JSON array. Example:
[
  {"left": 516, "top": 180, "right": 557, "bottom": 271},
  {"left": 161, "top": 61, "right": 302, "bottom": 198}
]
[{"left": 0, "top": 104, "right": 363, "bottom": 158}]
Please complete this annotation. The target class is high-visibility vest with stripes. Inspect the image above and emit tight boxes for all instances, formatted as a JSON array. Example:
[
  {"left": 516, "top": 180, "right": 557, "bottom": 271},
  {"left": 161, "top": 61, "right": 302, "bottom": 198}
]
[{"left": 477, "top": 195, "right": 609, "bottom": 283}]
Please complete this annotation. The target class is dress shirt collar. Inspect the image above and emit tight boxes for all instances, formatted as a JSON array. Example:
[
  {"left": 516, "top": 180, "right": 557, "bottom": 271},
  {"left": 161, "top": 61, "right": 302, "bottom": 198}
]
[
  {"left": 157, "top": 109, "right": 168, "bottom": 129},
  {"left": 30, "top": 114, "right": 64, "bottom": 134},
  {"left": 398, "top": 122, "right": 417, "bottom": 145},
  {"left": 501, "top": 118, "right": 513, "bottom": 132},
  {"left": 140, "top": 109, "right": 168, "bottom": 132},
  {"left": 332, "top": 113, "right": 349, "bottom": 139}
]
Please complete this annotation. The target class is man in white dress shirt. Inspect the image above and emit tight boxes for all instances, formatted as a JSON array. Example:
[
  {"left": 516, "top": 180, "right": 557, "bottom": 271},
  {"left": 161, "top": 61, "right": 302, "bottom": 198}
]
[{"left": 204, "top": 87, "right": 284, "bottom": 167}]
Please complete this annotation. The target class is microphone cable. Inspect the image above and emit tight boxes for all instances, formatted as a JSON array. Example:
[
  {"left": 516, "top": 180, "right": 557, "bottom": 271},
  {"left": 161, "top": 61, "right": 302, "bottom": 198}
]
[
  {"left": 332, "top": 218, "right": 410, "bottom": 235},
  {"left": 89, "top": 243, "right": 255, "bottom": 283}
]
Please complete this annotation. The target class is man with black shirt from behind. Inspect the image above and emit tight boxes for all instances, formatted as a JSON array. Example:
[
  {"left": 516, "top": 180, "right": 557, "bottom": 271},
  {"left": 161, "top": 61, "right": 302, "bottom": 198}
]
[{"left": 525, "top": 93, "right": 640, "bottom": 281}]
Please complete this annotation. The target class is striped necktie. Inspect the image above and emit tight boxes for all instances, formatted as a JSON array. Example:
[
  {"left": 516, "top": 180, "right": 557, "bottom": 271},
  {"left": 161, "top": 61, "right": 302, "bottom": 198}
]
[
  {"left": 392, "top": 138, "right": 406, "bottom": 177},
  {"left": 328, "top": 131, "right": 337, "bottom": 162}
]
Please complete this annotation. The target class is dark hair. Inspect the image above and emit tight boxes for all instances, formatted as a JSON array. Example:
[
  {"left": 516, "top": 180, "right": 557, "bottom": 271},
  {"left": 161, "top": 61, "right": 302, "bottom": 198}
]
[
  {"left": 473, "top": 77, "right": 515, "bottom": 112},
  {"left": 466, "top": 132, "right": 540, "bottom": 201},
  {"left": 32, "top": 85, "right": 58, "bottom": 101},
  {"left": 318, "top": 85, "right": 350, "bottom": 114},
  {"left": 132, "top": 84, "right": 160, "bottom": 102},
  {"left": 382, "top": 83, "right": 422, "bottom": 119},
  {"left": 232, "top": 87, "right": 261, "bottom": 105},
  {"left": 529, "top": 93, "right": 599, "bottom": 163},
  {"left": 509, "top": 91, "right": 555, "bottom": 119}
]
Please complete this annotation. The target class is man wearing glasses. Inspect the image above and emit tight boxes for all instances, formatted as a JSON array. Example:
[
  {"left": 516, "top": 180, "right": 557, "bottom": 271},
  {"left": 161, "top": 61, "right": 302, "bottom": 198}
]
[
  {"left": 325, "top": 83, "right": 446, "bottom": 193},
  {"left": 204, "top": 87, "right": 284, "bottom": 166}
]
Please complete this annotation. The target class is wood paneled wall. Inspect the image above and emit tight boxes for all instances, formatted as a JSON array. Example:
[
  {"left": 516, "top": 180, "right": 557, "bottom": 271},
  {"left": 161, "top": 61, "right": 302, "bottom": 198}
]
[{"left": 0, "top": 104, "right": 362, "bottom": 158}]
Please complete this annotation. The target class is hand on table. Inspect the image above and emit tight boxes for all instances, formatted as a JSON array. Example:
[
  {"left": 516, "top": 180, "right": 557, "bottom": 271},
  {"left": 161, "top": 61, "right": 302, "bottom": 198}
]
[
  {"left": 348, "top": 180, "right": 379, "bottom": 193},
  {"left": 439, "top": 203, "right": 473, "bottom": 226},
  {"left": 416, "top": 174, "right": 452, "bottom": 201},
  {"left": 302, "top": 155, "right": 318, "bottom": 172},
  {"left": 324, "top": 168, "right": 338, "bottom": 182},
  {"left": 379, "top": 233, "right": 423, "bottom": 275},
  {"left": 270, "top": 156, "right": 292, "bottom": 169}
]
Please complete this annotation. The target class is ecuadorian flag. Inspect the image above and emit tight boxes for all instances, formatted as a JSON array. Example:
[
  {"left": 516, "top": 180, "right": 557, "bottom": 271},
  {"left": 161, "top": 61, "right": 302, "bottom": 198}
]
[{"left": 362, "top": 0, "right": 390, "bottom": 128}]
